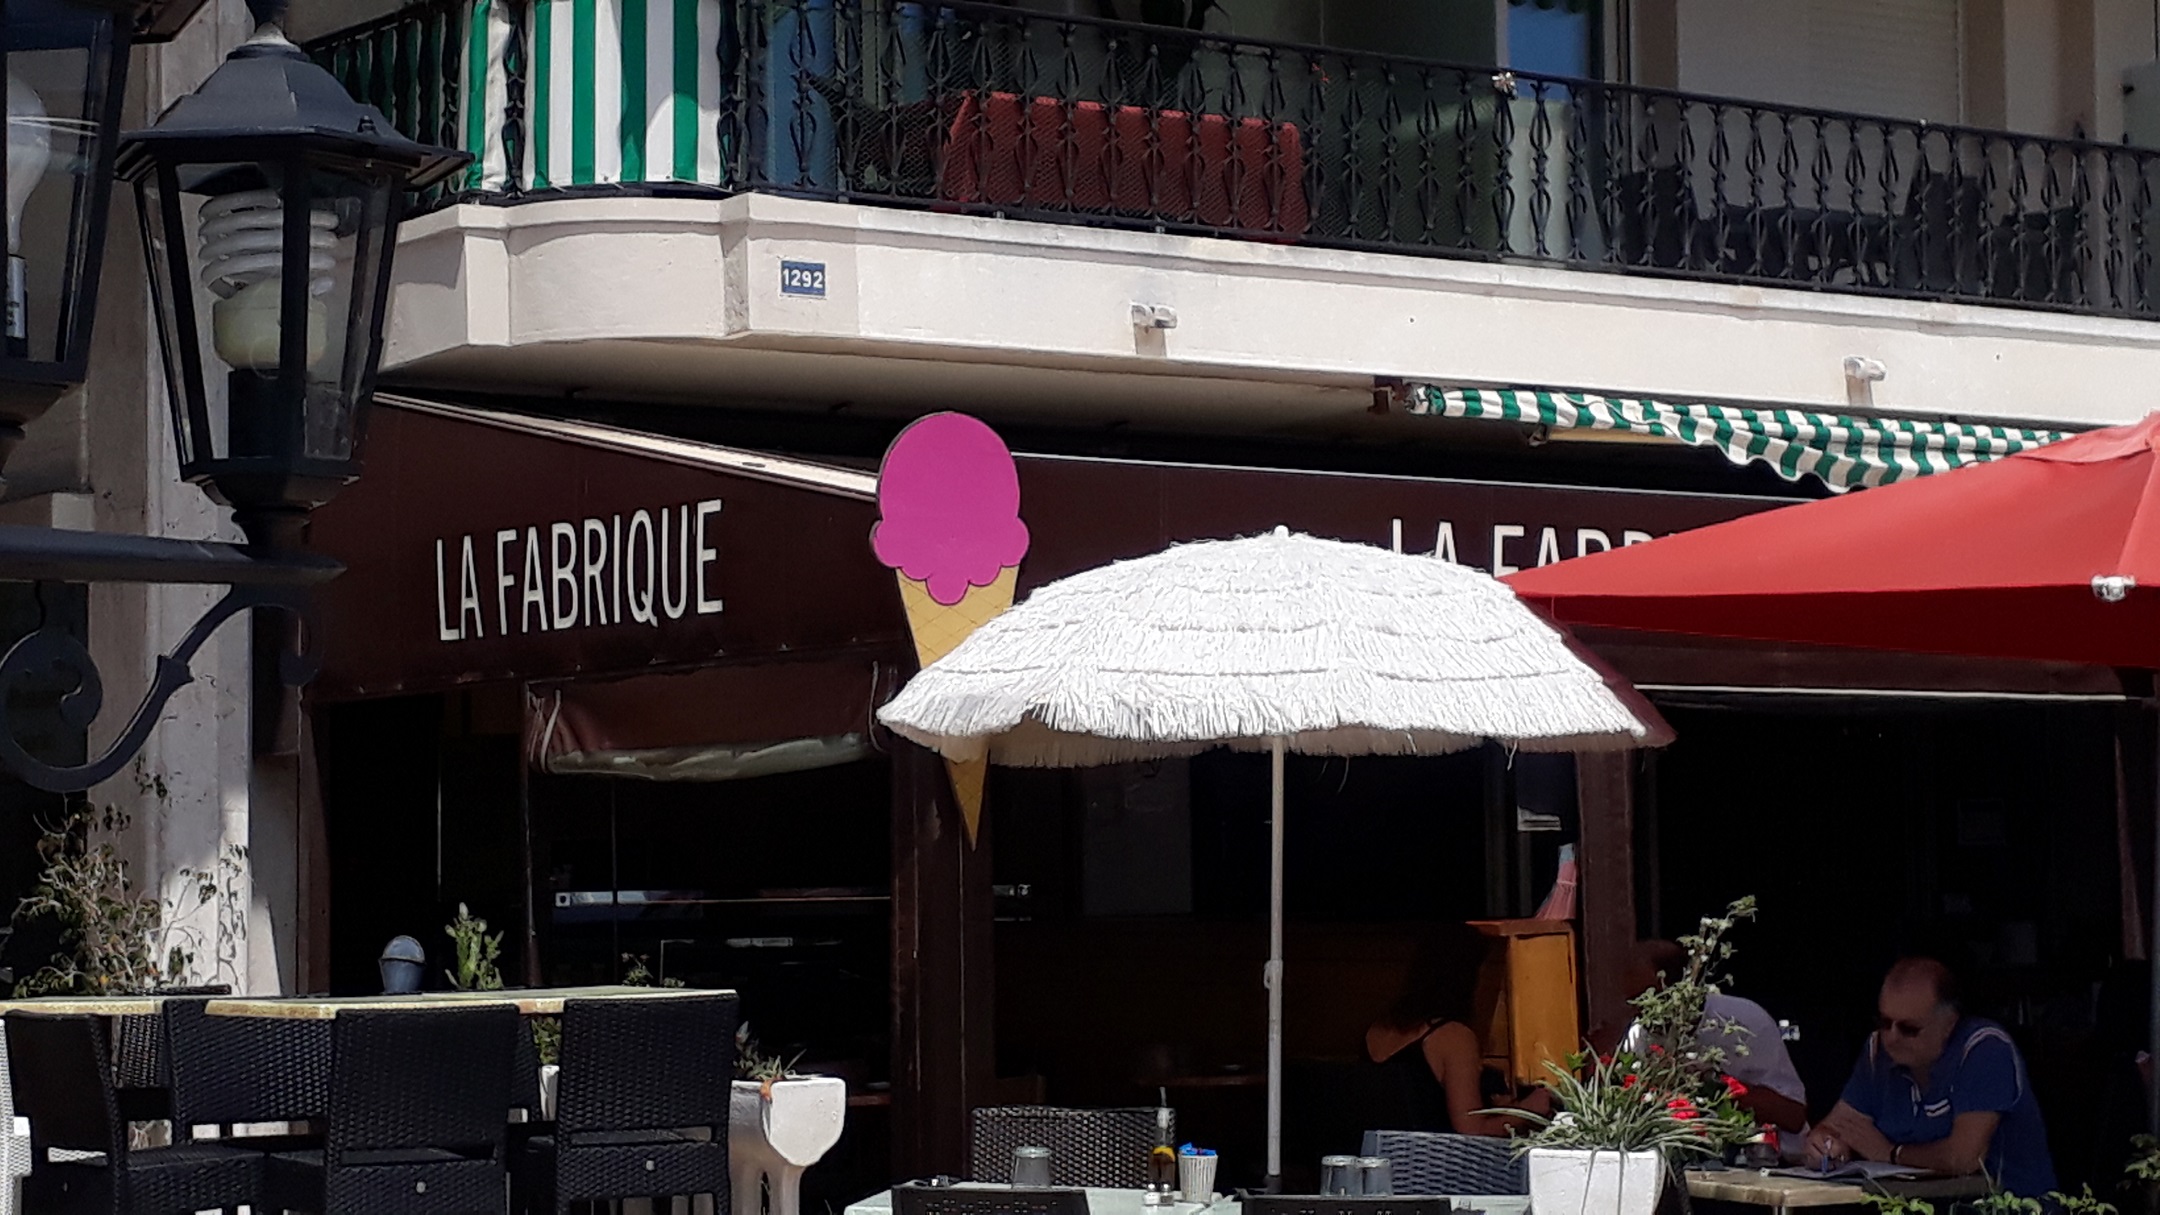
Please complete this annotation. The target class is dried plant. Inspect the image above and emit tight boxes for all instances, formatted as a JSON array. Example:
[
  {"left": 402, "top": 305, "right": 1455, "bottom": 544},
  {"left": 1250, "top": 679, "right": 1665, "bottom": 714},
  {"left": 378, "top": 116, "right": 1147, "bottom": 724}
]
[{"left": 11, "top": 802, "right": 244, "bottom": 997}]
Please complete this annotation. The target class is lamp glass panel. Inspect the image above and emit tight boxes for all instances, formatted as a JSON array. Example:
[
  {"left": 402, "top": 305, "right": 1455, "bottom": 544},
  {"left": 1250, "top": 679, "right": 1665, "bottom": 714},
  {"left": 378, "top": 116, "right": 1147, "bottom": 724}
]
[{"left": 6, "top": 0, "right": 115, "bottom": 366}]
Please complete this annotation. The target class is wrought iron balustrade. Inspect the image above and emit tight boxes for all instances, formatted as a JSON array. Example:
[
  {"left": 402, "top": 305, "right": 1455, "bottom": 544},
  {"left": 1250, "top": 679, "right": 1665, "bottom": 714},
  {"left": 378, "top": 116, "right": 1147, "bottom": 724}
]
[{"left": 311, "top": 0, "right": 2160, "bottom": 318}]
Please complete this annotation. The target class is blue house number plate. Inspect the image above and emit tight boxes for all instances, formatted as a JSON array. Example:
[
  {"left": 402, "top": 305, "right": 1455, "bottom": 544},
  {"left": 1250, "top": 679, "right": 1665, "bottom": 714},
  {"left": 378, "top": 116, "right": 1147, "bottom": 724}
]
[{"left": 780, "top": 260, "right": 827, "bottom": 297}]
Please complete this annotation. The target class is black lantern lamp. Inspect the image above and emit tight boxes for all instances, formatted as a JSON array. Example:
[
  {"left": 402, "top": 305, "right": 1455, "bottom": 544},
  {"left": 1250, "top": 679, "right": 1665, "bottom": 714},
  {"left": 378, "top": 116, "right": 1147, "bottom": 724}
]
[
  {"left": 0, "top": 0, "right": 132, "bottom": 473},
  {"left": 0, "top": 0, "right": 464, "bottom": 794},
  {"left": 115, "top": 0, "right": 466, "bottom": 552}
]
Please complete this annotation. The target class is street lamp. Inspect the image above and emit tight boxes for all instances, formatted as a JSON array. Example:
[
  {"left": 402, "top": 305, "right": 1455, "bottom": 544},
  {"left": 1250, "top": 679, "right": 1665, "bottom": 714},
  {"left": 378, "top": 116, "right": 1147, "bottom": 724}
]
[
  {"left": 0, "top": 0, "right": 133, "bottom": 475},
  {"left": 0, "top": 0, "right": 468, "bottom": 791},
  {"left": 116, "top": 4, "right": 466, "bottom": 551}
]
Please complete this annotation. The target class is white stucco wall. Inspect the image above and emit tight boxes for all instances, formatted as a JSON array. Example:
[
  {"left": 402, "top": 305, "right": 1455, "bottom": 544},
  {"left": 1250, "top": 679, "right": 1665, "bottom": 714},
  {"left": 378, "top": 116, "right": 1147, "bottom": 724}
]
[{"left": 385, "top": 192, "right": 2160, "bottom": 431}]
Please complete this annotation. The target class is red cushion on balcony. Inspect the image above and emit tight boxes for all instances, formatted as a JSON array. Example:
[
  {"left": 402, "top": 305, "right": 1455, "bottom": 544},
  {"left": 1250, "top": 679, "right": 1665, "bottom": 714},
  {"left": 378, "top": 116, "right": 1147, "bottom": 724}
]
[{"left": 938, "top": 91, "right": 1308, "bottom": 239}]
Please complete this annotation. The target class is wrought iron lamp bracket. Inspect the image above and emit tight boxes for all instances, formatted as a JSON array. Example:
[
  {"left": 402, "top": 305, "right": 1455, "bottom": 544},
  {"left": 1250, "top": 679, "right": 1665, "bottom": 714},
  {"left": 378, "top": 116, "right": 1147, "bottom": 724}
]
[{"left": 0, "top": 581, "right": 319, "bottom": 792}]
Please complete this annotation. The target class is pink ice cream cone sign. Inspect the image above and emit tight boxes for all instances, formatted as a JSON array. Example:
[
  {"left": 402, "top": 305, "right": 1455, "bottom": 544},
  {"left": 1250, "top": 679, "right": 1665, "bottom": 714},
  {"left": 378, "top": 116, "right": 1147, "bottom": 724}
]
[
  {"left": 871, "top": 412, "right": 1030, "bottom": 602},
  {"left": 873, "top": 412, "right": 1030, "bottom": 845}
]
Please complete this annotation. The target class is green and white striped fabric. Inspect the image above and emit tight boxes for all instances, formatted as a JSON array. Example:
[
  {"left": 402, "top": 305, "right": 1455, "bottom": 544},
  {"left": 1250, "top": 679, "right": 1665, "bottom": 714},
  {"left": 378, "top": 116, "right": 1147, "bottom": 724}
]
[
  {"left": 462, "top": 0, "right": 516, "bottom": 191},
  {"left": 1412, "top": 386, "right": 2069, "bottom": 491},
  {"left": 447, "top": 0, "right": 726, "bottom": 191}
]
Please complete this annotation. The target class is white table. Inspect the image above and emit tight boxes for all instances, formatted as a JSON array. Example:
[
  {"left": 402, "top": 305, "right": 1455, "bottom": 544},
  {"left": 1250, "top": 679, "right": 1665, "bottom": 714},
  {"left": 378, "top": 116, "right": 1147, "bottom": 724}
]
[{"left": 845, "top": 1187, "right": 1529, "bottom": 1215}]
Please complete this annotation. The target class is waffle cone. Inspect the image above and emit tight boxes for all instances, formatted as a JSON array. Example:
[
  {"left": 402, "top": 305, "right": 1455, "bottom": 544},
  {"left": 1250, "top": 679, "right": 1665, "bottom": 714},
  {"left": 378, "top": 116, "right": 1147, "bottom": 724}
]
[
  {"left": 896, "top": 567, "right": 1018, "bottom": 843},
  {"left": 897, "top": 567, "right": 1017, "bottom": 669}
]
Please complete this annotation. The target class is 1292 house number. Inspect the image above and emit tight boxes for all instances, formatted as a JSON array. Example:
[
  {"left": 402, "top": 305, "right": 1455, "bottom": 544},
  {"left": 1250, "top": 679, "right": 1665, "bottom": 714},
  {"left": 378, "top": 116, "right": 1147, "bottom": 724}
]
[{"left": 780, "top": 260, "right": 827, "bottom": 297}]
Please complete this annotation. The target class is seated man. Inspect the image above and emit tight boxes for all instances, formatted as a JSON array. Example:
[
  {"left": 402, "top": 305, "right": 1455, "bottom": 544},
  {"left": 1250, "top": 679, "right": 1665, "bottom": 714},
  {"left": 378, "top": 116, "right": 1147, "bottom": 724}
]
[
  {"left": 1623, "top": 940, "right": 1809, "bottom": 1132},
  {"left": 1807, "top": 958, "right": 2056, "bottom": 1195}
]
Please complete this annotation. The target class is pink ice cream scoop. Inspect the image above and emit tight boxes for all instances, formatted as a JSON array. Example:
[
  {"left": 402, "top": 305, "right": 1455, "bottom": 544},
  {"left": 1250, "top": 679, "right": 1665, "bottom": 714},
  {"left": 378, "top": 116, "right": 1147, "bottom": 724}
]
[{"left": 872, "top": 413, "right": 1031, "bottom": 605}]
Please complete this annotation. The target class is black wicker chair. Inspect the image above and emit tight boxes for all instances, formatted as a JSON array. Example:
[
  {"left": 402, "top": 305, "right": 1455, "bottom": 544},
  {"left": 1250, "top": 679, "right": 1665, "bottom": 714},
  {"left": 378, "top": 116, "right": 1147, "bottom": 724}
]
[
  {"left": 5, "top": 1011, "right": 263, "bottom": 1214},
  {"left": 164, "top": 997, "right": 330, "bottom": 1153},
  {"left": 1359, "top": 1131, "right": 1526, "bottom": 1195},
  {"left": 512, "top": 993, "right": 738, "bottom": 1215},
  {"left": 264, "top": 1005, "right": 519, "bottom": 1214},
  {"left": 969, "top": 1107, "right": 1171, "bottom": 1190},
  {"left": 110, "top": 984, "right": 230, "bottom": 1122}
]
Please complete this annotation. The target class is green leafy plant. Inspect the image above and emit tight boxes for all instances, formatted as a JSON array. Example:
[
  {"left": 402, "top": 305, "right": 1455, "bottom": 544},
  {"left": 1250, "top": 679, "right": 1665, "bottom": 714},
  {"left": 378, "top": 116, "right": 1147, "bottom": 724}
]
[
  {"left": 1511, "top": 1050, "right": 1754, "bottom": 1159},
  {"left": 444, "top": 903, "right": 503, "bottom": 992},
  {"left": 1967, "top": 1194, "right": 2042, "bottom": 1215},
  {"left": 2051, "top": 1187, "right": 2119, "bottom": 1215},
  {"left": 2129, "top": 1136, "right": 2160, "bottom": 1184},
  {"left": 620, "top": 953, "right": 684, "bottom": 989},
  {"left": 11, "top": 803, "right": 245, "bottom": 997},
  {"left": 530, "top": 1016, "right": 561, "bottom": 1067},
  {"left": 1508, "top": 897, "right": 1766, "bottom": 1162},
  {"left": 1631, "top": 896, "right": 1759, "bottom": 1082},
  {"left": 1861, "top": 1196, "right": 1936, "bottom": 1215},
  {"left": 735, "top": 1021, "right": 804, "bottom": 1089}
]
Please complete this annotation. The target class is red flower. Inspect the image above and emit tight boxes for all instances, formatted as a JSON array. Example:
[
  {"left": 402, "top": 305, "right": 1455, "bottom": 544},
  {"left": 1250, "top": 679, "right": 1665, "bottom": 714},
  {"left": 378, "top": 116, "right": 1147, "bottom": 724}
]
[
  {"left": 1648, "top": 1044, "right": 1666, "bottom": 1055},
  {"left": 1722, "top": 1075, "right": 1749, "bottom": 1098},
  {"left": 1666, "top": 1097, "right": 1700, "bottom": 1121},
  {"left": 1621, "top": 1074, "right": 1639, "bottom": 1089}
]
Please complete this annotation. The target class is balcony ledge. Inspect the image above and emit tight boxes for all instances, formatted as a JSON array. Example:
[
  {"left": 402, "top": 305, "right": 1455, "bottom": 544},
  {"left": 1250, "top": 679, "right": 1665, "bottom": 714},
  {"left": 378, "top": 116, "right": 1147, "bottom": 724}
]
[{"left": 383, "top": 192, "right": 2160, "bottom": 431}]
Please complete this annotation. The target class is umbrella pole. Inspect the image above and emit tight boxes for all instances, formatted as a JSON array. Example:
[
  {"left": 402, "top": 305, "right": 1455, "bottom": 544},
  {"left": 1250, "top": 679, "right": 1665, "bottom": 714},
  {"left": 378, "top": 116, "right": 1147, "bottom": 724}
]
[{"left": 1266, "top": 736, "right": 1286, "bottom": 1192}]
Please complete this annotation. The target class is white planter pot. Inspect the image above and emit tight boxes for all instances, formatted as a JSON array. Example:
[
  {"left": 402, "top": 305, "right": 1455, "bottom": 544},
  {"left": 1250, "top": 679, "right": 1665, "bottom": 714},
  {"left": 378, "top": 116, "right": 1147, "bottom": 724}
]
[
  {"left": 729, "top": 1077, "right": 846, "bottom": 1215},
  {"left": 1527, "top": 1148, "right": 1665, "bottom": 1215},
  {"left": 538, "top": 1065, "right": 560, "bottom": 1122}
]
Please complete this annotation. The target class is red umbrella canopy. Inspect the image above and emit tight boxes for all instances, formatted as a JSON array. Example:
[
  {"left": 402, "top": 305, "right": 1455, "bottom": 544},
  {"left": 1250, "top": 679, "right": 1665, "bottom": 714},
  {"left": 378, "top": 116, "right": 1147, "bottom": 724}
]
[{"left": 1504, "top": 411, "right": 2160, "bottom": 669}]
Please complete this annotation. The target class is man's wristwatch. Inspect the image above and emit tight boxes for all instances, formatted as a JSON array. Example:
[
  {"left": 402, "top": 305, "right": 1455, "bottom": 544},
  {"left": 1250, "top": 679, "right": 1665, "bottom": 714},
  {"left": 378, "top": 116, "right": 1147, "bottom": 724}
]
[{"left": 1890, "top": 1145, "right": 1905, "bottom": 1166}]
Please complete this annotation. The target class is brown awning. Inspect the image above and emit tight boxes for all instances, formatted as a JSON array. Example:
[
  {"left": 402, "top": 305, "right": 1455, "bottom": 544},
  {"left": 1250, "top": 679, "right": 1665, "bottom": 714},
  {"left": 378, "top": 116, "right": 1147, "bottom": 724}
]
[
  {"left": 305, "top": 397, "right": 906, "bottom": 699},
  {"left": 308, "top": 395, "right": 2124, "bottom": 707}
]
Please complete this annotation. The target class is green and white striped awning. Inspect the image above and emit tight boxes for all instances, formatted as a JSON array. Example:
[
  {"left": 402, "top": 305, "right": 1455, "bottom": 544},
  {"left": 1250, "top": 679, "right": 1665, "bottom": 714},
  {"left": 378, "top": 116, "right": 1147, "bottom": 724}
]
[{"left": 1411, "top": 386, "right": 2070, "bottom": 491}]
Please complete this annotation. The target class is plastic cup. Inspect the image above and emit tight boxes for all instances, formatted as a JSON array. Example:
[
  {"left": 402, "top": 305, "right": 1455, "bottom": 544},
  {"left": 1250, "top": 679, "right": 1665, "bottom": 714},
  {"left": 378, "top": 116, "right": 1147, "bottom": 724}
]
[
  {"left": 1321, "top": 1156, "right": 1357, "bottom": 1196},
  {"left": 1013, "top": 1145, "right": 1052, "bottom": 1188},
  {"left": 1178, "top": 1153, "right": 1218, "bottom": 1202},
  {"left": 1355, "top": 1157, "right": 1392, "bottom": 1197}
]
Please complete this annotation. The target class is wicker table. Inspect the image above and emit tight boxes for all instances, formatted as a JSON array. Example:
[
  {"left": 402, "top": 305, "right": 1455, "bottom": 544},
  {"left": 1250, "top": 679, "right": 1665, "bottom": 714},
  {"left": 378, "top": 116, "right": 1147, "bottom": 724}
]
[
  {"left": 1685, "top": 1169, "right": 1990, "bottom": 1214},
  {"left": 204, "top": 985, "right": 719, "bottom": 1019}
]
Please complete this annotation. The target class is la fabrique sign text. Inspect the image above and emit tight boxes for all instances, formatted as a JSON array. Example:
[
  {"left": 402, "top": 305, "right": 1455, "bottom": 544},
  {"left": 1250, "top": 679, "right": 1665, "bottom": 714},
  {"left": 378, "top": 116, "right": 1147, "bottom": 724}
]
[{"left": 433, "top": 499, "right": 724, "bottom": 642}]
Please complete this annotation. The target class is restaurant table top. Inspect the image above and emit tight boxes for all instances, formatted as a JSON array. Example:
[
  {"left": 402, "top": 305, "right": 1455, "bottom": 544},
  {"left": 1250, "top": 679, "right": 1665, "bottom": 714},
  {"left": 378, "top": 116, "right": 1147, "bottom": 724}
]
[
  {"left": 0, "top": 995, "right": 166, "bottom": 1016},
  {"left": 1685, "top": 1168, "right": 1991, "bottom": 1211},
  {"left": 204, "top": 985, "right": 723, "bottom": 1019},
  {"left": 844, "top": 1186, "right": 1531, "bottom": 1215}
]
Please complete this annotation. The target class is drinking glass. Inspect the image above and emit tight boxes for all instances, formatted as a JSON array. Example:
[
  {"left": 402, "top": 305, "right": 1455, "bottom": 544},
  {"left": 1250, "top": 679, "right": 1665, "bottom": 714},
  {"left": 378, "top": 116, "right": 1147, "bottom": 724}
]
[
  {"left": 1013, "top": 1146, "right": 1052, "bottom": 1188},
  {"left": 1320, "top": 1156, "right": 1357, "bottom": 1196}
]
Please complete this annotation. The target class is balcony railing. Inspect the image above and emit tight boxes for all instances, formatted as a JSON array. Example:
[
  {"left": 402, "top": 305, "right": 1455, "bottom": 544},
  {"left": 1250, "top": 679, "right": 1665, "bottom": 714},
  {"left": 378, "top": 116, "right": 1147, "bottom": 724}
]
[{"left": 314, "top": 0, "right": 2160, "bottom": 319}]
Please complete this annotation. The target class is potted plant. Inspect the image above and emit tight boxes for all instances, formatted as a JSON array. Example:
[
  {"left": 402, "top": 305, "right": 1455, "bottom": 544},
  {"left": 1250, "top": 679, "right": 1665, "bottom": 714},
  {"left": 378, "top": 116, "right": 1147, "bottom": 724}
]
[
  {"left": 1511, "top": 899, "right": 1764, "bottom": 1215},
  {"left": 729, "top": 1023, "right": 844, "bottom": 1215},
  {"left": 442, "top": 903, "right": 565, "bottom": 1119}
]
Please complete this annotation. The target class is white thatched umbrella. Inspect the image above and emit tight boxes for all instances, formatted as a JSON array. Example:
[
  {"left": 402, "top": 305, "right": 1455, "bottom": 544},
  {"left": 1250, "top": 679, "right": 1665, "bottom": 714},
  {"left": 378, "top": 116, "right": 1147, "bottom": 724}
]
[{"left": 877, "top": 529, "right": 1669, "bottom": 1186}]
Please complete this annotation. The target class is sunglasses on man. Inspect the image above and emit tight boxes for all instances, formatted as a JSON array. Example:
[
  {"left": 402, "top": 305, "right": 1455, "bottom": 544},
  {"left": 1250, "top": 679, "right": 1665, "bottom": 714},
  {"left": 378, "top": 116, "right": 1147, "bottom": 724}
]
[{"left": 1878, "top": 1017, "right": 1930, "bottom": 1039}]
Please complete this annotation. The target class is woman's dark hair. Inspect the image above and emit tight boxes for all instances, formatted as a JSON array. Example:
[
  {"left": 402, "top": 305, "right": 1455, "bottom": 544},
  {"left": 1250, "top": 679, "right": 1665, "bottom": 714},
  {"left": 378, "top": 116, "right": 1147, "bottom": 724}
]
[{"left": 1385, "top": 922, "right": 1490, "bottom": 1029}]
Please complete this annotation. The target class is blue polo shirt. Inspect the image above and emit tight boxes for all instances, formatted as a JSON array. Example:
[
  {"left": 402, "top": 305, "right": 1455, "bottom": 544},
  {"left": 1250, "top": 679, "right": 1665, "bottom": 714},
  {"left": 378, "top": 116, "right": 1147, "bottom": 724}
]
[{"left": 1839, "top": 1017, "right": 2056, "bottom": 1197}]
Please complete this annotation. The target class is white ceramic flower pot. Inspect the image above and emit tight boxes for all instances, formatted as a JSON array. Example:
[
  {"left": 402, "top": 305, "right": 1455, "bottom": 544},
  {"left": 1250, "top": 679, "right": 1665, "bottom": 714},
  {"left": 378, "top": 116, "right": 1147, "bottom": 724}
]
[
  {"left": 1527, "top": 1148, "right": 1665, "bottom": 1215},
  {"left": 729, "top": 1077, "right": 846, "bottom": 1215},
  {"left": 538, "top": 1065, "right": 560, "bottom": 1122}
]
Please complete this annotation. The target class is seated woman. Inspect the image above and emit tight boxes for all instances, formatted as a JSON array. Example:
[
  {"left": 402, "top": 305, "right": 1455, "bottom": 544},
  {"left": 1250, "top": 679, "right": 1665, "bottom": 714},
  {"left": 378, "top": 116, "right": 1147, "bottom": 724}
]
[{"left": 1363, "top": 922, "right": 1553, "bottom": 1136}]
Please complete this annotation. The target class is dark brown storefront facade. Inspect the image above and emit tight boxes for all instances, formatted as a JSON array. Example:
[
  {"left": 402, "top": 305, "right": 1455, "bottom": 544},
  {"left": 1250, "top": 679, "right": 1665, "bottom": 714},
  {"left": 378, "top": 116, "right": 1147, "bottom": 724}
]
[{"left": 310, "top": 396, "right": 2039, "bottom": 1187}]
